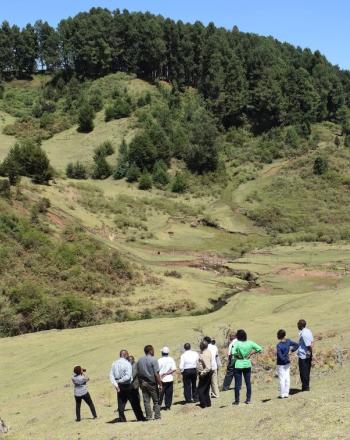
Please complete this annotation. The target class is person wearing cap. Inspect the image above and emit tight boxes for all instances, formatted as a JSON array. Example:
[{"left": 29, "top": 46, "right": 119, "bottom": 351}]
[
  {"left": 71, "top": 365, "right": 97, "bottom": 422},
  {"left": 158, "top": 346, "right": 177, "bottom": 410}
]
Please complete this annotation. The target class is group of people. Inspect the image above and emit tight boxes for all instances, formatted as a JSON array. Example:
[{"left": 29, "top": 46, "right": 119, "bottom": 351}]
[{"left": 71, "top": 319, "right": 313, "bottom": 421}]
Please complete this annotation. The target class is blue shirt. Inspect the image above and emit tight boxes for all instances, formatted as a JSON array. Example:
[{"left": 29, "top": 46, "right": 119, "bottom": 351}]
[
  {"left": 109, "top": 358, "right": 132, "bottom": 387},
  {"left": 298, "top": 328, "right": 313, "bottom": 359},
  {"left": 276, "top": 339, "right": 299, "bottom": 365}
]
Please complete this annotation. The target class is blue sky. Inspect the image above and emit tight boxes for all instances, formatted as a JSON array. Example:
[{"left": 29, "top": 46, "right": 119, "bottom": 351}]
[{"left": 1, "top": 0, "right": 349, "bottom": 69}]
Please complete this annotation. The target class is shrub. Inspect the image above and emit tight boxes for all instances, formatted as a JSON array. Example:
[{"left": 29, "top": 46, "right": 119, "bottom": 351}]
[
  {"left": 113, "top": 139, "right": 129, "bottom": 180},
  {"left": 126, "top": 163, "right": 141, "bottom": 182},
  {"left": 88, "top": 88, "right": 103, "bottom": 112},
  {"left": 92, "top": 156, "right": 112, "bottom": 179},
  {"left": 1, "top": 141, "right": 52, "bottom": 184},
  {"left": 171, "top": 173, "right": 188, "bottom": 193},
  {"left": 345, "top": 135, "right": 350, "bottom": 148},
  {"left": 164, "top": 270, "right": 182, "bottom": 278},
  {"left": 66, "top": 162, "right": 88, "bottom": 179},
  {"left": 0, "top": 82, "right": 4, "bottom": 99},
  {"left": 0, "top": 179, "right": 11, "bottom": 199},
  {"left": 313, "top": 156, "right": 328, "bottom": 175},
  {"left": 105, "top": 100, "right": 132, "bottom": 122},
  {"left": 78, "top": 103, "right": 95, "bottom": 133},
  {"left": 37, "top": 197, "right": 51, "bottom": 213},
  {"left": 334, "top": 136, "right": 341, "bottom": 147},
  {"left": 153, "top": 160, "right": 169, "bottom": 187},
  {"left": 128, "top": 132, "right": 157, "bottom": 171},
  {"left": 94, "top": 141, "right": 114, "bottom": 160},
  {"left": 138, "top": 172, "right": 153, "bottom": 190}
]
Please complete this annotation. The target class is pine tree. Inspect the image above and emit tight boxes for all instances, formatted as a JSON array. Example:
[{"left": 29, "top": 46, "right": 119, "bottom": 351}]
[{"left": 78, "top": 103, "right": 95, "bottom": 133}]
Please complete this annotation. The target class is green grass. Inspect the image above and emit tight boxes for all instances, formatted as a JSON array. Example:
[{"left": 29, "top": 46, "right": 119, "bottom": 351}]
[{"left": 1, "top": 244, "right": 350, "bottom": 439}]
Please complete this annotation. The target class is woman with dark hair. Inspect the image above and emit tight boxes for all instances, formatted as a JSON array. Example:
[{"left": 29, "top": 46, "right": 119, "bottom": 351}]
[
  {"left": 231, "top": 330, "right": 262, "bottom": 405},
  {"left": 72, "top": 366, "right": 97, "bottom": 422}
]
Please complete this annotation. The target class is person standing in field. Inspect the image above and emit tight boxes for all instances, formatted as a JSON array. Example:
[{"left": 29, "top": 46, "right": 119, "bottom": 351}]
[
  {"left": 128, "top": 355, "right": 142, "bottom": 405},
  {"left": 72, "top": 366, "right": 97, "bottom": 422},
  {"left": 276, "top": 329, "right": 299, "bottom": 398},
  {"left": 232, "top": 329, "right": 263, "bottom": 405},
  {"left": 180, "top": 343, "right": 199, "bottom": 403},
  {"left": 297, "top": 319, "right": 314, "bottom": 391},
  {"left": 197, "top": 340, "right": 213, "bottom": 408},
  {"left": 222, "top": 331, "right": 237, "bottom": 391},
  {"left": 204, "top": 336, "right": 220, "bottom": 398},
  {"left": 137, "top": 345, "right": 163, "bottom": 420},
  {"left": 109, "top": 350, "right": 145, "bottom": 422},
  {"left": 158, "top": 347, "right": 177, "bottom": 410}
]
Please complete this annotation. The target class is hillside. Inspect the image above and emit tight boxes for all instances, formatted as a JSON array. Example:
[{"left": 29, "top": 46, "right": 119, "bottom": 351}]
[{"left": 1, "top": 243, "right": 350, "bottom": 439}]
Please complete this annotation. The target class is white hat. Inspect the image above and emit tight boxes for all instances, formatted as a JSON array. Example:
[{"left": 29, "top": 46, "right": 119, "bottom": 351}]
[{"left": 161, "top": 346, "right": 170, "bottom": 354}]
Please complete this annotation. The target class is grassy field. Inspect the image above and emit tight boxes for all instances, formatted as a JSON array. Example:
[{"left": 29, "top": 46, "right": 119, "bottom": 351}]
[{"left": 1, "top": 244, "right": 350, "bottom": 439}]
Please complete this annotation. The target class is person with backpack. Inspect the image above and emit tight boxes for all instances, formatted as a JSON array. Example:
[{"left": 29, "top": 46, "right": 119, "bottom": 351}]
[
  {"left": 276, "top": 329, "right": 299, "bottom": 398},
  {"left": 71, "top": 366, "right": 97, "bottom": 422},
  {"left": 232, "top": 330, "right": 262, "bottom": 405}
]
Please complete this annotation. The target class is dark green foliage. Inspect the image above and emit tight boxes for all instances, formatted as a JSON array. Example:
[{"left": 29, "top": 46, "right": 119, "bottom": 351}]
[
  {"left": 171, "top": 172, "right": 188, "bottom": 193},
  {"left": 92, "top": 156, "right": 112, "bottom": 179},
  {"left": 313, "top": 156, "right": 329, "bottom": 175},
  {"left": 113, "top": 139, "right": 129, "bottom": 180},
  {"left": 152, "top": 160, "right": 169, "bottom": 187},
  {"left": 138, "top": 172, "right": 152, "bottom": 190},
  {"left": 285, "top": 127, "right": 300, "bottom": 149},
  {"left": 94, "top": 141, "right": 114, "bottom": 160},
  {"left": 334, "top": 136, "right": 341, "bottom": 147},
  {"left": 66, "top": 162, "right": 88, "bottom": 179},
  {"left": 0, "top": 179, "right": 11, "bottom": 199},
  {"left": 1, "top": 141, "right": 52, "bottom": 184},
  {"left": 345, "top": 135, "right": 350, "bottom": 148},
  {"left": 78, "top": 103, "right": 95, "bottom": 133},
  {"left": 0, "top": 81, "right": 4, "bottom": 99},
  {"left": 126, "top": 163, "right": 141, "bottom": 182},
  {"left": 88, "top": 88, "right": 103, "bottom": 112},
  {"left": 128, "top": 133, "right": 157, "bottom": 171},
  {"left": 105, "top": 99, "right": 132, "bottom": 121}
]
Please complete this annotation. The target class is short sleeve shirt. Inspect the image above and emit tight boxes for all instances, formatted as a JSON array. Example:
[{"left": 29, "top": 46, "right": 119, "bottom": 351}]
[
  {"left": 137, "top": 355, "right": 160, "bottom": 384},
  {"left": 158, "top": 356, "right": 176, "bottom": 382},
  {"left": 298, "top": 328, "right": 313, "bottom": 359}
]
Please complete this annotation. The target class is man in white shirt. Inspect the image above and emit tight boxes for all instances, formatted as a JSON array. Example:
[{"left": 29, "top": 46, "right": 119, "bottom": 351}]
[
  {"left": 222, "top": 332, "right": 237, "bottom": 391},
  {"left": 297, "top": 319, "right": 314, "bottom": 391},
  {"left": 204, "top": 336, "right": 220, "bottom": 398},
  {"left": 158, "top": 347, "right": 176, "bottom": 410},
  {"left": 179, "top": 343, "right": 199, "bottom": 403}
]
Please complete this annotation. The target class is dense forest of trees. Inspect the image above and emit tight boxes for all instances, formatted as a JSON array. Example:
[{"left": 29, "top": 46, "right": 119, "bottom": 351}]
[{"left": 1, "top": 7, "right": 350, "bottom": 134}]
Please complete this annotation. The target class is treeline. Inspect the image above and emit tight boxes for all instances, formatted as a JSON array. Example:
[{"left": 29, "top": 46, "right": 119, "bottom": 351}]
[{"left": 1, "top": 8, "right": 350, "bottom": 133}]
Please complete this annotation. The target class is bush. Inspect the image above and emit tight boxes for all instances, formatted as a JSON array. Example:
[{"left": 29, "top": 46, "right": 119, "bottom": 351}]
[
  {"left": 113, "top": 139, "right": 129, "bottom": 180},
  {"left": 313, "top": 156, "right": 328, "bottom": 175},
  {"left": 126, "top": 163, "right": 141, "bottom": 182},
  {"left": 0, "top": 179, "right": 11, "bottom": 199},
  {"left": 1, "top": 141, "right": 52, "bottom": 184},
  {"left": 128, "top": 132, "right": 157, "bottom": 171},
  {"left": 138, "top": 172, "right": 153, "bottom": 190},
  {"left": 345, "top": 135, "right": 350, "bottom": 148},
  {"left": 66, "top": 162, "right": 88, "bottom": 179},
  {"left": 78, "top": 103, "right": 95, "bottom": 133},
  {"left": 88, "top": 88, "right": 103, "bottom": 112},
  {"left": 0, "top": 82, "right": 4, "bottom": 99},
  {"left": 171, "top": 173, "right": 188, "bottom": 193},
  {"left": 94, "top": 141, "right": 114, "bottom": 160},
  {"left": 153, "top": 160, "right": 169, "bottom": 187},
  {"left": 105, "top": 100, "right": 132, "bottom": 122},
  {"left": 92, "top": 156, "right": 112, "bottom": 179},
  {"left": 37, "top": 197, "right": 51, "bottom": 213}
]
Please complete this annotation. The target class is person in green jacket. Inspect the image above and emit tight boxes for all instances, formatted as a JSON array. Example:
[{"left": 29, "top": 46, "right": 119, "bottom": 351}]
[{"left": 231, "top": 329, "right": 263, "bottom": 405}]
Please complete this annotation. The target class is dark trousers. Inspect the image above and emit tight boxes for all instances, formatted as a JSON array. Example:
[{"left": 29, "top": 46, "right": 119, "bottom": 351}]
[
  {"left": 183, "top": 368, "right": 198, "bottom": 402},
  {"left": 159, "top": 381, "right": 173, "bottom": 409},
  {"left": 222, "top": 362, "right": 235, "bottom": 391},
  {"left": 75, "top": 392, "right": 97, "bottom": 421},
  {"left": 197, "top": 371, "right": 213, "bottom": 408},
  {"left": 140, "top": 380, "right": 161, "bottom": 420},
  {"left": 299, "top": 358, "right": 312, "bottom": 390},
  {"left": 234, "top": 368, "right": 251, "bottom": 403},
  {"left": 118, "top": 383, "right": 145, "bottom": 422}
]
